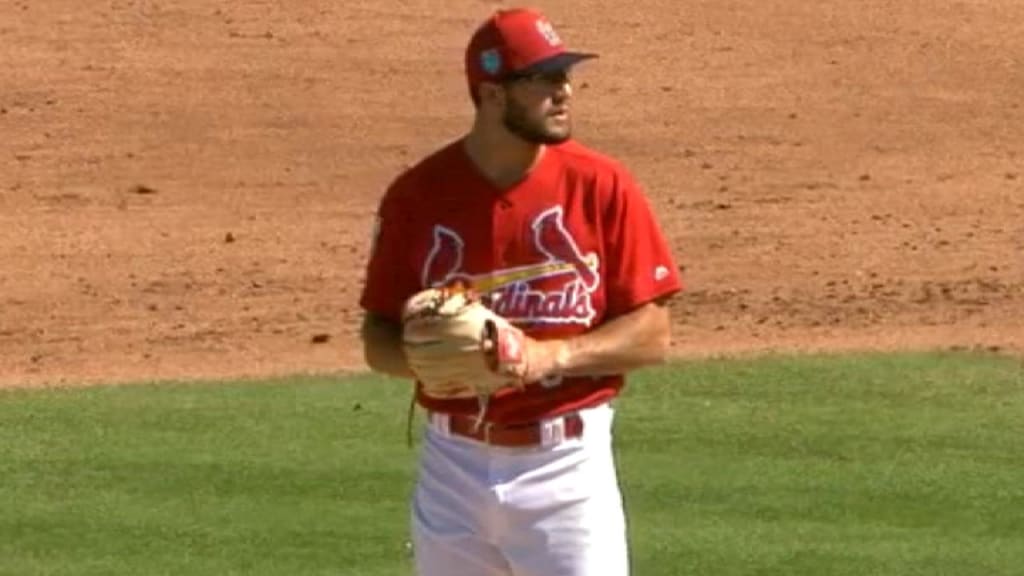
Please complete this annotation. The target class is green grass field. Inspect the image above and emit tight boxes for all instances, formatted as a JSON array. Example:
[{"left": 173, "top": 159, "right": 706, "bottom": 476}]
[{"left": 1, "top": 352, "right": 1022, "bottom": 575}]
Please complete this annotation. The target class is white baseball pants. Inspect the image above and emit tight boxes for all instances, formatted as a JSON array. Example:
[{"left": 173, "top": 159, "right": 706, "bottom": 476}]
[{"left": 410, "top": 403, "right": 630, "bottom": 576}]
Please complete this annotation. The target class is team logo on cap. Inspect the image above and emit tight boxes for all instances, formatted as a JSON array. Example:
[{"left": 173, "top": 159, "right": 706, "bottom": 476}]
[
  {"left": 535, "top": 20, "right": 562, "bottom": 47},
  {"left": 480, "top": 49, "right": 502, "bottom": 75}
]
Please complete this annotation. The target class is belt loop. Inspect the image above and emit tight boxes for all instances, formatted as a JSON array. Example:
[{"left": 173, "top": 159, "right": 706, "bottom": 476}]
[
  {"left": 431, "top": 412, "right": 451, "bottom": 437},
  {"left": 541, "top": 417, "right": 566, "bottom": 447}
]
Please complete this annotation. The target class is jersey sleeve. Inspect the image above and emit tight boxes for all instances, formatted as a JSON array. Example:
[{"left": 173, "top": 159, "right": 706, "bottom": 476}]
[
  {"left": 358, "top": 184, "right": 420, "bottom": 322},
  {"left": 602, "top": 169, "right": 684, "bottom": 317}
]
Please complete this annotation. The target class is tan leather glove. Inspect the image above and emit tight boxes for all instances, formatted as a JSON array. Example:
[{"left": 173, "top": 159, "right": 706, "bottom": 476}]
[{"left": 401, "top": 283, "right": 526, "bottom": 400}]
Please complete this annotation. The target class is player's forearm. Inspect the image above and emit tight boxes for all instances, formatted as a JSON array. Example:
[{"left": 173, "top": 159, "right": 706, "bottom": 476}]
[
  {"left": 550, "top": 300, "right": 672, "bottom": 377},
  {"left": 360, "top": 315, "right": 417, "bottom": 380}
]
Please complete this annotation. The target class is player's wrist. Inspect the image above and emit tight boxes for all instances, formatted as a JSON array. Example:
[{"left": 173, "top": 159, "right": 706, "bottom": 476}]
[{"left": 545, "top": 338, "right": 573, "bottom": 377}]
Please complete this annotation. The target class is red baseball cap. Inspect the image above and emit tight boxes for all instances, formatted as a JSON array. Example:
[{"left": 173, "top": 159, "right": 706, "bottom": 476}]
[{"left": 465, "top": 8, "right": 597, "bottom": 94}]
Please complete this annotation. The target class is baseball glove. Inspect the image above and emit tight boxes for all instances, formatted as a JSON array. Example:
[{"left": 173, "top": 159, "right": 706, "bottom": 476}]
[{"left": 401, "top": 282, "right": 527, "bottom": 400}]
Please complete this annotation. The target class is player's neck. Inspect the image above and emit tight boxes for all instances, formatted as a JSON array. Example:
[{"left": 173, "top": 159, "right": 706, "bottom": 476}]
[{"left": 463, "top": 123, "right": 545, "bottom": 190}]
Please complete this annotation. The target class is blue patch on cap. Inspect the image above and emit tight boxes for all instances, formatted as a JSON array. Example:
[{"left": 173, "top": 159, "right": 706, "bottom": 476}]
[{"left": 481, "top": 49, "right": 502, "bottom": 75}]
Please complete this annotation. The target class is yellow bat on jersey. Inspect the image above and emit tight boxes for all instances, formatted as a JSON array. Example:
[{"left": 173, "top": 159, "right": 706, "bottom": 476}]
[{"left": 466, "top": 253, "right": 598, "bottom": 294}]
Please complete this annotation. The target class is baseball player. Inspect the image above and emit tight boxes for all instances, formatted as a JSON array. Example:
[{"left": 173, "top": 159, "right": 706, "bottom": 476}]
[{"left": 358, "top": 7, "right": 683, "bottom": 576}]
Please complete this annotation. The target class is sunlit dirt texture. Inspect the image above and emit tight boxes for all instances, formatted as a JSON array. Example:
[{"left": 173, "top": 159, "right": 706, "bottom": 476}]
[{"left": 2, "top": 0, "right": 1021, "bottom": 387}]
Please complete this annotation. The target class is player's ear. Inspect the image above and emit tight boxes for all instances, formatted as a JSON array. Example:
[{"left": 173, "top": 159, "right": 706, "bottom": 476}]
[{"left": 477, "top": 81, "right": 506, "bottom": 109}]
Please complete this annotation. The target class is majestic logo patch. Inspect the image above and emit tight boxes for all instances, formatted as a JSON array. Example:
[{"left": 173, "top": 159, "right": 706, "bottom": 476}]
[{"left": 421, "top": 206, "right": 599, "bottom": 326}]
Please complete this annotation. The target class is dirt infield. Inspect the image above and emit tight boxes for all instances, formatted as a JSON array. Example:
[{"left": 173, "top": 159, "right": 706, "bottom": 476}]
[{"left": 2, "top": 1, "right": 1021, "bottom": 388}]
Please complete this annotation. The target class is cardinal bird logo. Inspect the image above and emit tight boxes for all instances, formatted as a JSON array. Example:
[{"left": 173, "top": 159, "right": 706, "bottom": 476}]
[
  {"left": 421, "top": 226, "right": 467, "bottom": 290},
  {"left": 420, "top": 206, "right": 600, "bottom": 326}
]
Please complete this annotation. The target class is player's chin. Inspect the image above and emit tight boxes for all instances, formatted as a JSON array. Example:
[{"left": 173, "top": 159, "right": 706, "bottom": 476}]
[{"left": 539, "top": 119, "right": 572, "bottom": 143}]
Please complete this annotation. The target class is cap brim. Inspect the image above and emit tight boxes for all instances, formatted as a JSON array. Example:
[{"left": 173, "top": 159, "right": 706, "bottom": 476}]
[{"left": 513, "top": 52, "right": 598, "bottom": 77}]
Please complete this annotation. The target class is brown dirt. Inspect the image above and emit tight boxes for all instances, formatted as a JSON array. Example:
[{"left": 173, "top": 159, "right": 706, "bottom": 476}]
[{"left": 2, "top": 0, "right": 1022, "bottom": 388}]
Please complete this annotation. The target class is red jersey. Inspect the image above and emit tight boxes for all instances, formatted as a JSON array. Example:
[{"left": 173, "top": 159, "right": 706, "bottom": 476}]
[{"left": 359, "top": 138, "right": 683, "bottom": 424}]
